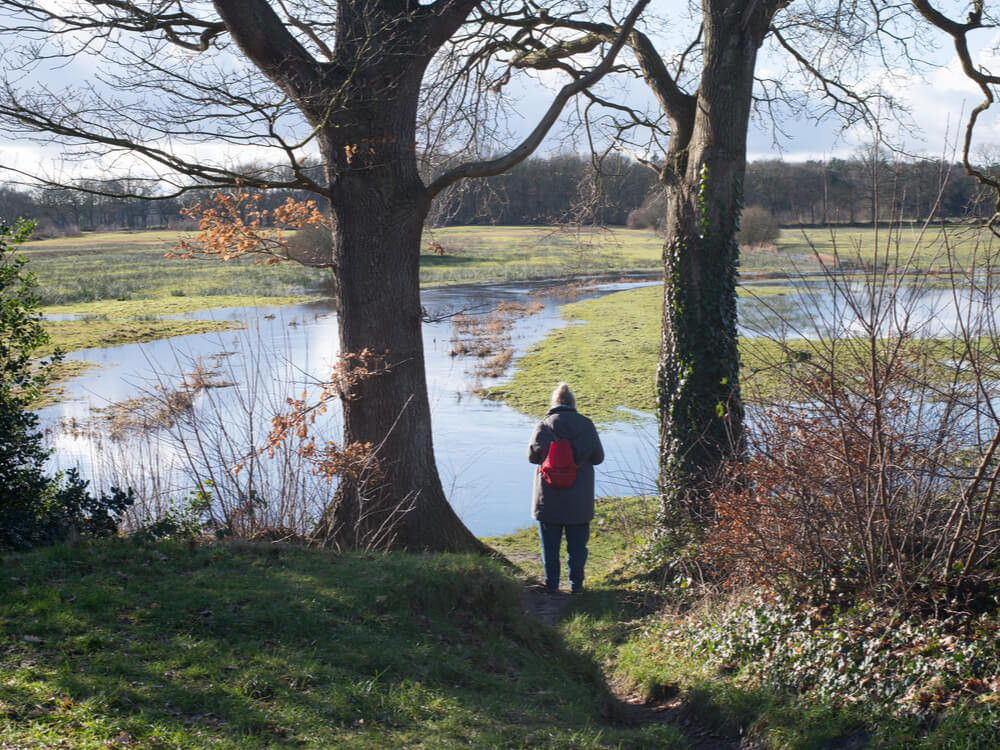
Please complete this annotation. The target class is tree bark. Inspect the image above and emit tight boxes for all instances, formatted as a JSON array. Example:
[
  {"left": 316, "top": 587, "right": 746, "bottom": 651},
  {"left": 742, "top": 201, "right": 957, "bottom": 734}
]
[
  {"left": 311, "top": 120, "right": 486, "bottom": 552},
  {"left": 214, "top": 0, "right": 486, "bottom": 552},
  {"left": 656, "top": 0, "right": 782, "bottom": 519}
]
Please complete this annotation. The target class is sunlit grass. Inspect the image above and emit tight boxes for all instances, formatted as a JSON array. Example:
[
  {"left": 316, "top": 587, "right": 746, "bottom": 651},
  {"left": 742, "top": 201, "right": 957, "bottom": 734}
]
[
  {"left": 489, "top": 284, "right": 801, "bottom": 423},
  {"left": 0, "top": 539, "right": 684, "bottom": 749},
  {"left": 775, "top": 222, "right": 991, "bottom": 267}
]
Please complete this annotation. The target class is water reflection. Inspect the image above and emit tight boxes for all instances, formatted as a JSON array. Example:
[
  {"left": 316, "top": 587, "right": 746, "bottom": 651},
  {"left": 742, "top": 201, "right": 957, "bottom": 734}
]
[
  {"left": 39, "top": 276, "right": 994, "bottom": 537},
  {"left": 40, "top": 280, "right": 659, "bottom": 537}
]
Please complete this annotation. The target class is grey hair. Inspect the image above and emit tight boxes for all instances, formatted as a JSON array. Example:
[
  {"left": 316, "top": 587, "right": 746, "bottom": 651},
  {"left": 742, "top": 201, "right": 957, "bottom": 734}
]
[{"left": 551, "top": 381, "right": 576, "bottom": 409}]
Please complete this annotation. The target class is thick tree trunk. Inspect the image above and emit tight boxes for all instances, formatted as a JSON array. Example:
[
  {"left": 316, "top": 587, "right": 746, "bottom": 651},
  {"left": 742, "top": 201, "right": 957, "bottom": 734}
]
[
  {"left": 310, "top": 87, "right": 486, "bottom": 553},
  {"left": 657, "top": 2, "right": 773, "bottom": 519}
]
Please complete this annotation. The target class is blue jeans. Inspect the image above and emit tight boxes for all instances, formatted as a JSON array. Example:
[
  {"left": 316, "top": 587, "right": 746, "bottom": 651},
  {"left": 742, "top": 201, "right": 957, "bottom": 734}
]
[{"left": 538, "top": 522, "right": 590, "bottom": 592}]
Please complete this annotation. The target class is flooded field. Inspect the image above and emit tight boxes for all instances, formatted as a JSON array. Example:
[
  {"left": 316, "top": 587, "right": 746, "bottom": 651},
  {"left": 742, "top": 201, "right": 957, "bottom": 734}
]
[{"left": 38, "top": 275, "right": 996, "bottom": 536}]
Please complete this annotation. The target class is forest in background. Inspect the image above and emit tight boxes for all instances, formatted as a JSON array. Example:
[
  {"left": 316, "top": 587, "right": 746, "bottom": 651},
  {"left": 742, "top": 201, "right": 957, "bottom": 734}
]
[{"left": 0, "top": 153, "right": 993, "bottom": 237}]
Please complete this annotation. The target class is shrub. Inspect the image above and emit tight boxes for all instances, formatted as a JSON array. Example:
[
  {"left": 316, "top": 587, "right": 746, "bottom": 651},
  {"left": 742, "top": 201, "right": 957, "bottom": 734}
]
[
  {"left": 285, "top": 222, "right": 332, "bottom": 266},
  {"left": 705, "top": 232, "right": 1000, "bottom": 608},
  {"left": 737, "top": 205, "right": 779, "bottom": 246},
  {"left": 626, "top": 189, "right": 665, "bottom": 230},
  {"left": 0, "top": 217, "right": 133, "bottom": 550}
]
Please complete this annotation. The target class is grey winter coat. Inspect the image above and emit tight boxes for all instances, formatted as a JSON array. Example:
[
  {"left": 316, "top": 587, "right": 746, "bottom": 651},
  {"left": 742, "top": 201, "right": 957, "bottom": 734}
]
[{"left": 528, "top": 405, "right": 604, "bottom": 524}]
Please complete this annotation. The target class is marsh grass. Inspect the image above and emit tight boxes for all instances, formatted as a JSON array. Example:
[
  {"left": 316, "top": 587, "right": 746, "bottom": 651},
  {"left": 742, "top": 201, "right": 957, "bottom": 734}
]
[{"left": 449, "top": 300, "right": 543, "bottom": 381}]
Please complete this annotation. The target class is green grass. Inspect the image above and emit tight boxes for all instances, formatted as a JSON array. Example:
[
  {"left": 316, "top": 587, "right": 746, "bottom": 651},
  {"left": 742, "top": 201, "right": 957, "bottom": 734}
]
[
  {"left": 484, "top": 495, "right": 660, "bottom": 586},
  {"left": 20, "top": 231, "right": 320, "bottom": 360},
  {"left": 41, "top": 319, "right": 241, "bottom": 355},
  {"left": 489, "top": 284, "right": 802, "bottom": 423},
  {"left": 0, "top": 538, "right": 683, "bottom": 749},
  {"left": 490, "top": 283, "right": 995, "bottom": 423},
  {"left": 420, "top": 225, "right": 820, "bottom": 282},
  {"left": 775, "top": 222, "right": 996, "bottom": 268},
  {"left": 4, "top": 502, "right": 997, "bottom": 748},
  {"left": 22, "top": 231, "right": 330, "bottom": 306}
]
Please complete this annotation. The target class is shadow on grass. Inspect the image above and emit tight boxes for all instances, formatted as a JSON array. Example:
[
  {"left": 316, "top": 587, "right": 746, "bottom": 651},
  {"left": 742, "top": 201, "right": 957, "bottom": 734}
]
[{"left": 1, "top": 538, "right": 684, "bottom": 748}]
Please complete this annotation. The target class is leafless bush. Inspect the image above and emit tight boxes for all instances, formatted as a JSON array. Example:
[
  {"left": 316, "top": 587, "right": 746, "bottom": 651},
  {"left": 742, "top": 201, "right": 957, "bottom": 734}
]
[
  {"left": 737, "top": 205, "right": 780, "bottom": 247},
  {"left": 29, "top": 218, "right": 81, "bottom": 239},
  {"left": 709, "top": 215, "right": 1000, "bottom": 608},
  {"left": 284, "top": 223, "right": 333, "bottom": 266},
  {"left": 166, "top": 215, "right": 200, "bottom": 231},
  {"left": 626, "top": 188, "right": 665, "bottom": 231}
]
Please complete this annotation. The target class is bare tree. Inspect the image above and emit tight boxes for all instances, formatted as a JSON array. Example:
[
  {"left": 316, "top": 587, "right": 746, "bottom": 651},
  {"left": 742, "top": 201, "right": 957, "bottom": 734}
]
[
  {"left": 909, "top": 1, "right": 1000, "bottom": 224},
  {"left": 0, "top": 0, "right": 646, "bottom": 551},
  {"left": 507, "top": 1, "right": 929, "bottom": 520}
]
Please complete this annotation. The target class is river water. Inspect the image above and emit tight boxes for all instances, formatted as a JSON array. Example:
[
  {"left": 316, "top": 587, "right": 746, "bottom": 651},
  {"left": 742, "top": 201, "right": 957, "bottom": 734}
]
[
  {"left": 40, "top": 279, "right": 662, "bottom": 537},
  {"left": 38, "top": 276, "right": 996, "bottom": 537}
]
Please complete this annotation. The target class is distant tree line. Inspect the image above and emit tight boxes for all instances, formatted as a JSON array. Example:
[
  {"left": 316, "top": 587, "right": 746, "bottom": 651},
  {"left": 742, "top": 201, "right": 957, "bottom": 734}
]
[
  {"left": 430, "top": 153, "right": 657, "bottom": 226},
  {"left": 742, "top": 157, "right": 990, "bottom": 225},
  {"left": 628, "top": 157, "right": 994, "bottom": 230},
  {"left": 1, "top": 155, "right": 993, "bottom": 237}
]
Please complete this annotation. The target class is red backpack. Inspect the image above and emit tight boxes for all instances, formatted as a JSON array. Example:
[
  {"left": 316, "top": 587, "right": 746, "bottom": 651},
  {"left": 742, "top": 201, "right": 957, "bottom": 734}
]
[{"left": 540, "top": 438, "right": 577, "bottom": 488}]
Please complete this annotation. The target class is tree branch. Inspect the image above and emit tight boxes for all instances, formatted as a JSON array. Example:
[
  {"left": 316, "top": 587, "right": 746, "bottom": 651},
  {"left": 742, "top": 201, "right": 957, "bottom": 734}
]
[{"left": 426, "top": 0, "right": 650, "bottom": 197}]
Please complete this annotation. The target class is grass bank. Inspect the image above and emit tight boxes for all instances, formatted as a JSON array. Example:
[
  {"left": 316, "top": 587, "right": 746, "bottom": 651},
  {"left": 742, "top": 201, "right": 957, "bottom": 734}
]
[
  {"left": 489, "top": 284, "right": 802, "bottom": 423},
  {"left": 5, "top": 497, "right": 998, "bottom": 748},
  {"left": 489, "top": 283, "right": 990, "bottom": 423},
  {"left": 0, "top": 535, "right": 681, "bottom": 749}
]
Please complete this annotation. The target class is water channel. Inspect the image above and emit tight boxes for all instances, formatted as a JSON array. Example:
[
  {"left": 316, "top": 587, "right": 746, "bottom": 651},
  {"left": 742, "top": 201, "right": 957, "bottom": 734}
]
[{"left": 37, "top": 276, "right": 998, "bottom": 537}]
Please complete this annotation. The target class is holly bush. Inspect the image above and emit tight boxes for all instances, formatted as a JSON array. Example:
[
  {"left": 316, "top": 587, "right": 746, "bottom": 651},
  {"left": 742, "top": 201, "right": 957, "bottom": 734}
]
[{"left": 0, "top": 218, "right": 133, "bottom": 550}]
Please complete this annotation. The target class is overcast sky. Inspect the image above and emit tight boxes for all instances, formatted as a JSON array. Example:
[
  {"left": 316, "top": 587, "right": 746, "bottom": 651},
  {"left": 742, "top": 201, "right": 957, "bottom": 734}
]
[{"left": 2, "top": 5, "right": 999, "bottom": 184}]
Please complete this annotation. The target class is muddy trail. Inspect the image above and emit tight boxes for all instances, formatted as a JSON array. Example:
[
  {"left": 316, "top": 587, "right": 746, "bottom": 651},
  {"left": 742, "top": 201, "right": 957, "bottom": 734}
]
[{"left": 520, "top": 585, "right": 746, "bottom": 749}]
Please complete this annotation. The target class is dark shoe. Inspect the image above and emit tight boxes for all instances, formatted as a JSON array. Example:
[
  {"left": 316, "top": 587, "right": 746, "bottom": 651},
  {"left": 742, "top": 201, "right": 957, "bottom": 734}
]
[
  {"left": 570, "top": 586, "right": 583, "bottom": 594},
  {"left": 546, "top": 587, "right": 561, "bottom": 595}
]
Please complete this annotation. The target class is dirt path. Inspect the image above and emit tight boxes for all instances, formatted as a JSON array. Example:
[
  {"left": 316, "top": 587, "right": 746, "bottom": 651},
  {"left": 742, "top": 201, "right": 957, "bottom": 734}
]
[{"left": 521, "top": 585, "right": 745, "bottom": 750}]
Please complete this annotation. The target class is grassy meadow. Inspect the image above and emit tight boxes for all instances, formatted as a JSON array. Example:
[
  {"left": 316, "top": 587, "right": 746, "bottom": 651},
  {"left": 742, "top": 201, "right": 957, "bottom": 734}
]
[
  {"left": 5, "top": 496, "right": 998, "bottom": 749},
  {"left": 0, "top": 499, "right": 687, "bottom": 750},
  {"left": 773, "top": 221, "right": 996, "bottom": 268},
  {"left": 22, "top": 222, "right": 993, "bottom": 357}
]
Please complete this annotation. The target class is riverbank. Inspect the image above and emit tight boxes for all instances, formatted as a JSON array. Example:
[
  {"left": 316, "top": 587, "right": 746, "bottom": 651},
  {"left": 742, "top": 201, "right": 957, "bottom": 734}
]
[
  {"left": 488, "top": 284, "right": 805, "bottom": 422},
  {"left": 0, "top": 506, "right": 684, "bottom": 750},
  {"left": 26, "top": 222, "right": 983, "bottom": 361},
  {"left": 5, "top": 499, "right": 998, "bottom": 749},
  {"left": 25, "top": 226, "right": 794, "bottom": 358}
]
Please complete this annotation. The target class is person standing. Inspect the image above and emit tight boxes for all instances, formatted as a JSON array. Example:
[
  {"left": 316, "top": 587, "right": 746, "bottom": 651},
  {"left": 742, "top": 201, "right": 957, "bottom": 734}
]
[{"left": 528, "top": 382, "right": 604, "bottom": 594}]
